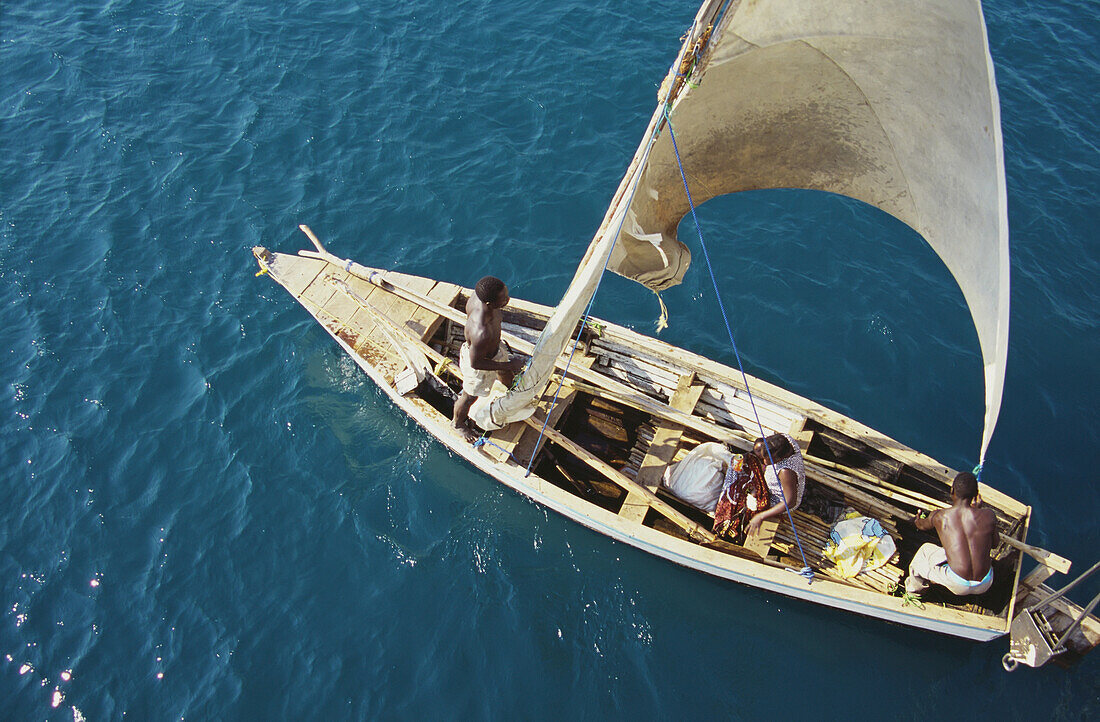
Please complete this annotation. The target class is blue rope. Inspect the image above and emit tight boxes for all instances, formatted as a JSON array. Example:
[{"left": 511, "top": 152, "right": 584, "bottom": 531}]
[
  {"left": 520, "top": 106, "right": 671, "bottom": 478},
  {"left": 473, "top": 436, "right": 521, "bottom": 464},
  {"left": 516, "top": 21, "right": 713, "bottom": 478},
  {"left": 663, "top": 106, "right": 813, "bottom": 582},
  {"left": 521, "top": 314, "right": 592, "bottom": 478}
]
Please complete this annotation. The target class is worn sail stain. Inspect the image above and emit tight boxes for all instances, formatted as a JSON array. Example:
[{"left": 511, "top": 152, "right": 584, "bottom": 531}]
[{"left": 483, "top": 0, "right": 1009, "bottom": 464}]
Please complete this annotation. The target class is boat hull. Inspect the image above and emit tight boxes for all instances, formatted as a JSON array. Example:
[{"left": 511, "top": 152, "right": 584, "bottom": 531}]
[
  {"left": 255, "top": 246, "right": 1031, "bottom": 641},
  {"left": 337, "top": 310, "right": 1007, "bottom": 639}
]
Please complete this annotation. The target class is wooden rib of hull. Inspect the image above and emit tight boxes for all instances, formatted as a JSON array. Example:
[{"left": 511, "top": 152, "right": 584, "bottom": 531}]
[{"left": 253, "top": 246, "right": 1099, "bottom": 650}]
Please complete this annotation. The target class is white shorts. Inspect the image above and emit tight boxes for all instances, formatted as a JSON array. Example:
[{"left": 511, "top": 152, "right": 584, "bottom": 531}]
[
  {"left": 905, "top": 543, "right": 993, "bottom": 596},
  {"left": 459, "top": 341, "right": 510, "bottom": 397}
]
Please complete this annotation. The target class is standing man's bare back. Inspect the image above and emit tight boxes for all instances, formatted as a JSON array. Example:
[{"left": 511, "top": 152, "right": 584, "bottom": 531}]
[
  {"left": 451, "top": 276, "right": 524, "bottom": 442},
  {"left": 464, "top": 288, "right": 505, "bottom": 369}
]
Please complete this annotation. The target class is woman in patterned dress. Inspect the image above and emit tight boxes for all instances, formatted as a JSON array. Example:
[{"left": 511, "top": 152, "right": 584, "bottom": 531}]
[{"left": 745, "top": 433, "right": 806, "bottom": 537}]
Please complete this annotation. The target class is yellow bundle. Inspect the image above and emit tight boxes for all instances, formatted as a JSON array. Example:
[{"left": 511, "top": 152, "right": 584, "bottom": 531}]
[{"left": 823, "top": 511, "right": 898, "bottom": 578}]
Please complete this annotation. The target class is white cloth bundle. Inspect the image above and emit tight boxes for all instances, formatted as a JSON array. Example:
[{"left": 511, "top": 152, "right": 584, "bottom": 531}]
[{"left": 660, "top": 442, "right": 731, "bottom": 513}]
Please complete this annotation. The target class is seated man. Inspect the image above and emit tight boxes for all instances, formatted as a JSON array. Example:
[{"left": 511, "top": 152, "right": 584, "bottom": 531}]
[
  {"left": 904, "top": 471, "right": 997, "bottom": 597},
  {"left": 451, "top": 275, "right": 525, "bottom": 443}
]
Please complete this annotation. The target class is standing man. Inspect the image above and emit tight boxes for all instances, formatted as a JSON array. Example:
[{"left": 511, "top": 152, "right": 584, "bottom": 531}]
[
  {"left": 904, "top": 471, "right": 998, "bottom": 597},
  {"left": 452, "top": 276, "right": 525, "bottom": 442}
]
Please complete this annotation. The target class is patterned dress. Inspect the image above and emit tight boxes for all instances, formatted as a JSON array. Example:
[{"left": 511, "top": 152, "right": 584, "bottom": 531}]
[
  {"left": 761, "top": 433, "right": 805, "bottom": 511},
  {"left": 712, "top": 454, "right": 769, "bottom": 542}
]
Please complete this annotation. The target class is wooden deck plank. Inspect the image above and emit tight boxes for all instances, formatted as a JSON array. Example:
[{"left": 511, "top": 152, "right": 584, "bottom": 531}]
[
  {"left": 347, "top": 284, "right": 406, "bottom": 372},
  {"left": 413, "top": 282, "right": 462, "bottom": 341},
  {"left": 353, "top": 282, "right": 402, "bottom": 341},
  {"left": 593, "top": 335, "right": 799, "bottom": 428},
  {"left": 501, "top": 321, "right": 541, "bottom": 346},
  {"left": 298, "top": 268, "right": 341, "bottom": 310},
  {"left": 319, "top": 271, "right": 377, "bottom": 326},
  {"left": 697, "top": 388, "right": 797, "bottom": 436},
  {"left": 597, "top": 346, "right": 680, "bottom": 388},
  {"left": 635, "top": 373, "right": 706, "bottom": 492},
  {"left": 369, "top": 274, "right": 436, "bottom": 348},
  {"left": 314, "top": 268, "right": 384, "bottom": 339},
  {"left": 619, "top": 492, "right": 649, "bottom": 523},
  {"left": 744, "top": 521, "right": 780, "bottom": 559},
  {"left": 332, "top": 275, "right": 391, "bottom": 339},
  {"left": 276, "top": 256, "right": 328, "bottom": 298},
  {"left": 596, "top": 362, "right": 670, "bottom": 399},
  {"left": 361, "top": 274, "right": 432, "bottom": 344},
  {"left": 393, "top": 278, "right": 440, "bottom": 334}
]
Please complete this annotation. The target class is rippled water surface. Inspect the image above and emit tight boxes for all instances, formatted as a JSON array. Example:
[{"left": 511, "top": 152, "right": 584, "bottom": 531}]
[{"left": 2, "top": 0, "right": 1098, "bottom": 718}]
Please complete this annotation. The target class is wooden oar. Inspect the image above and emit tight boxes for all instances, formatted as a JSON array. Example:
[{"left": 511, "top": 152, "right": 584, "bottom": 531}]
[
  {"left": 997, "top": 534, "right": 1072, "bottom": 574},
  {"left": 804, "top": 455, "right": 949, "bottom": 510}
]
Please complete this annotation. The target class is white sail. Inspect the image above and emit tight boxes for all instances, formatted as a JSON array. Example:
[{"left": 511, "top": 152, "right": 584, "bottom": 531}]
[{"left": 480, "top": 0, "right": 1010, "bottom": 464}]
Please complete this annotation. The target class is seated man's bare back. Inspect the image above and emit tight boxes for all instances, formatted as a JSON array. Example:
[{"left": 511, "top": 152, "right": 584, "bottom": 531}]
[
  {"left": 935, "top": 502, "right": 997, "bottom": 580},
  {"left": 906, "top": 471, "right": 998, "bottom": 597}
]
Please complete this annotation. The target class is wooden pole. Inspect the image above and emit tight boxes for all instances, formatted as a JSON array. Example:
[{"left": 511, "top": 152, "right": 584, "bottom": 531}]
[
  {"left": 525, "top": 419, "right": 718, "bottom": 544},
  {"left": 997, "top": 535, "right": 1072, "bottom": 574}
]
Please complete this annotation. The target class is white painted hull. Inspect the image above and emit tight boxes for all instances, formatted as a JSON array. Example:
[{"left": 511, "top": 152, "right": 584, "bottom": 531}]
[{"left": 255, "top": 246, "right": 1022, "bottom": 643}]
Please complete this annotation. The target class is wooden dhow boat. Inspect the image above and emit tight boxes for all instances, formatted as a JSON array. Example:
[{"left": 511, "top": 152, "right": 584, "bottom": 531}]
[{"left": 253, "top": 0, "right": 1099, "bottom": 664}]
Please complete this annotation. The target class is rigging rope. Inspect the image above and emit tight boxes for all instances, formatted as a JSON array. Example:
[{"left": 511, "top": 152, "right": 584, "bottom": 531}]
[
  {"left": 514, "top": 18, "right": 724, "bottom": 477},
  {"left": 663, "top": 106, "right": 814, "bottom": 582},
  {"left": 518, "top": 101, "right": 672, "bottom": 478}
]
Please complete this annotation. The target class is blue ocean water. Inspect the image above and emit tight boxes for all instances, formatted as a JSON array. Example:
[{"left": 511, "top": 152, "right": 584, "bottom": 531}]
[{"left": 2, "top": 0, "right": 1098, "bottom": 718}]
